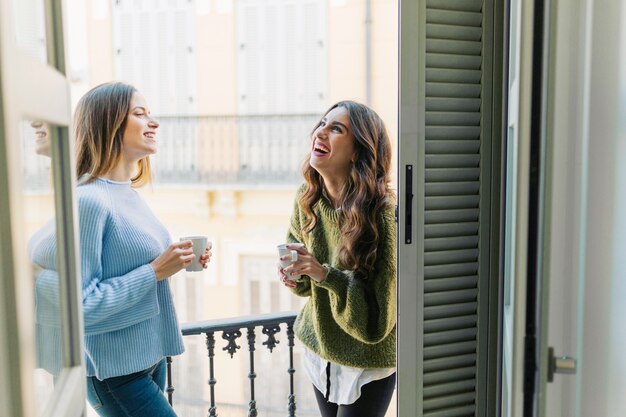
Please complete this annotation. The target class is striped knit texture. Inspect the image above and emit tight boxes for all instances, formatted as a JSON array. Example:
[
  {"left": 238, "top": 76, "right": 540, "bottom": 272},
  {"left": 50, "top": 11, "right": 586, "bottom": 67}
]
[
  {"left": 287, "top": 185, "right": 397, "bottom": 369},
  {"left": 30, "top": 178, "right": 185, "bottom": 379}
]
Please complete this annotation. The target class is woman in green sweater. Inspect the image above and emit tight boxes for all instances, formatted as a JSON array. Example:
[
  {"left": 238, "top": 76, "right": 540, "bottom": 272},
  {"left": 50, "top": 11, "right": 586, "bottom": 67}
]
[{"left": 279, "top": 100, "right": 396, "bottom": 417}]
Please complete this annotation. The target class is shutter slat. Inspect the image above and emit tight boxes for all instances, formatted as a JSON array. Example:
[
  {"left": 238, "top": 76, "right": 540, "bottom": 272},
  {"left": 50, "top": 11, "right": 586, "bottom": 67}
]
[
  {"left": 425, "top": 263, "right": 479, "bottom": 280},
  {"left": 426, "top": 0, "right": 482, "bottom": 13},
  {"left": 426, "top": 141, "right": 480, "bottom": 155},
  {"left": 425, "top": 195, "right": 480, "bottom": 210},
  {"left": 424, "top": 328, "right": 477, "bottom": 346},
  {"left": 425, "top": 235, "right": 479, "bottom": 251},
  {"left": 425, "top": 276, "right": 479, "bottom": 292},
  {"left": 424, "top": 391, "right": 476, "bottom": 412},
  {"left": 425, "top": 209, "right": 479, "bottom": 224},
  {"left": 425, "top": 289, "right": 478, "bottom": 306},
  {"left": 424, "top": 353, "right": 477, "bottom": 372},
  {"left": 424, "top": 404, "right": 476, "bottom": 417},
  {"left": 426, "top": 24, "right": 482, "bottom": 41},
  {"left": 426, "top": 168, "right": 480, "bottom": 182},
  {"left": 426, "top": 126, "right": 481, "bottom": 140},
  {"left": 426, "top": 182, "right": 480, "bottom": 196},
  {"left": 426, "top": 155, "right": 480, "bottom": 168},
  {"left": 426, "top": 112, "right": 480, "bottom": 126},
  {"left": 424, "top": 379, "right": 476, "bottom": 399},
  {"left": 426, "top": 39, "right": 482, "bottom": 56},
  {"left": 425, "top": 302, "right": 478, "bottom": 321},
  {"left": 424, "top": 366, "right": 476, "bottom": 385},
  {"left": 426, "top": 82, "right": 481, "bottom": 98},
  {"left": 426, "top": 68, "right": 481, "bottom": 84},
  {"left": 425, "top": 249, "right": 479, "bottom": 266},
  {"left": 427, "top": 97, "right": 481, "bottom": 112},
  {"left": 427, "top": 53, "right": 482, "bottom": 70},
  {"left": 425, "top": 223, "right": 480, "bottom": 238},
  {"left": 424, "top": 341, "right": 477, "bottom": 360},
  {"left": 424, "top": 315, "right": 478, "bottom": 333},
  {"left": 426, "top": 9, "right": 482, "bottom": 27}
]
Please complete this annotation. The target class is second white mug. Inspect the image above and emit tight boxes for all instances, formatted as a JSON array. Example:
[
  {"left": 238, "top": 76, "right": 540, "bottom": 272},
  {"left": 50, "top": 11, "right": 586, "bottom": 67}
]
[{"left": 277, "top": 243, "right": 305, "bottom": 280}]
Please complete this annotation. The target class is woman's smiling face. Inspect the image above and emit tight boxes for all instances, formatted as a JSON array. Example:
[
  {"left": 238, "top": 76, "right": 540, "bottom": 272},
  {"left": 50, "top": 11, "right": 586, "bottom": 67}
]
[
  {"left": 309, "top": 106, "right": 356, "bottom": 179},
  {"left": 121, "top": 92, "right": 160, "bottom": 162}
]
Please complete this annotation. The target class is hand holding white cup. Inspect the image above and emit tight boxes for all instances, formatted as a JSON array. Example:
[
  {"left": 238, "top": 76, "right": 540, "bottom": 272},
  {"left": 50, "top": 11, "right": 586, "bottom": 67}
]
[
  {"left": 180, "top": 236, "right": 211, "bottom": 272},
  {"left": 277, "top": 243, "right": 305, "bottom": 280}
]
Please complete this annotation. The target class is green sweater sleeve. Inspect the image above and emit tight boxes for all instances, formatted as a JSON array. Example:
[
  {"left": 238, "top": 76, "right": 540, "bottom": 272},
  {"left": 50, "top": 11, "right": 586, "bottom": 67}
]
[
  {"left": 313, "top": 205, "right": 397, "bottom": 345},
  {"left": 286, "top": 187, "right": 312, "bottom": 298}
]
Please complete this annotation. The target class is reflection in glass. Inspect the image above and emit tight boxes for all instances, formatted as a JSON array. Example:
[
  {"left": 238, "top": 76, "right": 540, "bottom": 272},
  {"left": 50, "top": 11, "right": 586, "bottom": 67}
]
[{"left": 22, "top": 119, "right": 61, "bottom": 414}]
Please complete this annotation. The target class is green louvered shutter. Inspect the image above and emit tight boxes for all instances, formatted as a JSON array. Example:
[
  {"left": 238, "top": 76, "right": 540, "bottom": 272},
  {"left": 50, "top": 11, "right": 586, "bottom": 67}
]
[{"left": 422, "top": 0, "right": 491, "bottom": 416}]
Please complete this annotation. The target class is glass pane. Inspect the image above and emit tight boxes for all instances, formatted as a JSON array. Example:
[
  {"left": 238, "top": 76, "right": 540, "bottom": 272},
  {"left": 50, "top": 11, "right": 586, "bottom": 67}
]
[{"left": 21, "top": 119, "right": 62, "bottom": 414}]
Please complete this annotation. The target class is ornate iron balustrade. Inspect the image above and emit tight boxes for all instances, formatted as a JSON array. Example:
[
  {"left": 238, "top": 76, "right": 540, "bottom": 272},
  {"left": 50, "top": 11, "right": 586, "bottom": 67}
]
[
  {"left": 152, "top": 114, "right": 318, "bottom": 186},
  {"left": 20, "top": 114, "right": 319, "bottom": 191},
  {"left": 168, "top": 311, "right": 300, "bottom": 417}
]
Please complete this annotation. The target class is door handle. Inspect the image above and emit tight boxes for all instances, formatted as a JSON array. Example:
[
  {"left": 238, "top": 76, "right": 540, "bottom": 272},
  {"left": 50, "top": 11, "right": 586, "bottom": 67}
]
[
  {"left": 547, "top": 347, "right": 577, "bottom": 382},
  {"left": 404, "top": 165, "right": 413, "bottom": 244}
]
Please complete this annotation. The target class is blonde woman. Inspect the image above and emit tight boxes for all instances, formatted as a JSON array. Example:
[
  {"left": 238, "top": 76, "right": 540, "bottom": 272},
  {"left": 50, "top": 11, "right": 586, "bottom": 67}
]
[{"left": 32, "top": 82, "right": 211, "bottom": 416}]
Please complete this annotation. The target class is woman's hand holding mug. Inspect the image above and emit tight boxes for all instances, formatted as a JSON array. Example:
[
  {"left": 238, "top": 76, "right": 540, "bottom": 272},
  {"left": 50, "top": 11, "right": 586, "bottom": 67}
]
[
  {"left": 150, "top": 241, "right": 195, "bottom": 280},
  {"left": 278, "top": 243, "right": 328, "bottom": 286}
]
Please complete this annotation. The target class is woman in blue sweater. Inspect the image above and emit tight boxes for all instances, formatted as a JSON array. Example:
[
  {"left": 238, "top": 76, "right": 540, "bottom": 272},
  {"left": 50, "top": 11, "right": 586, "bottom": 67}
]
[{"left": 32, "top": 82, "right": 210, "bottom": 416}]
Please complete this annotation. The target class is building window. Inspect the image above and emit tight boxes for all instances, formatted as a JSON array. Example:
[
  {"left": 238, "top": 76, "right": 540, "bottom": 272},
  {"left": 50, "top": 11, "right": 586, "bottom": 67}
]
[
  {"left": 112, "top": 0, "right": 197, "bottom": 116},
  {"left": 236, "top": 0, "right": 327, "bottom": 115}
]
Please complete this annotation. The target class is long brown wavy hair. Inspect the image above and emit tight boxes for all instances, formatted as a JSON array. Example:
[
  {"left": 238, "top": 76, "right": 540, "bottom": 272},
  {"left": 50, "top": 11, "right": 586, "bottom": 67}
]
[
  {"left": 74, "top": 82, "right": 152, "bottom": 187},
  {"left": 300, "top": 101, "right": 393, "bottom": 278}
]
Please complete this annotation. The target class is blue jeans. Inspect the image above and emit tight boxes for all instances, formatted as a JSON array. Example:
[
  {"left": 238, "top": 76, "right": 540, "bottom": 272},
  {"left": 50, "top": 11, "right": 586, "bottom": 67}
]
[{"left": 86, "top": 359, "right": 176, "bottom": 417}]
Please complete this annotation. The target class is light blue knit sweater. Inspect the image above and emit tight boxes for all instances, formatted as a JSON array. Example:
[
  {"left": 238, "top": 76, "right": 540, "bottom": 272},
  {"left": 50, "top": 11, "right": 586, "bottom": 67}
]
[{"left": 30, "top": 178, "right": 185, "bottom": 380}]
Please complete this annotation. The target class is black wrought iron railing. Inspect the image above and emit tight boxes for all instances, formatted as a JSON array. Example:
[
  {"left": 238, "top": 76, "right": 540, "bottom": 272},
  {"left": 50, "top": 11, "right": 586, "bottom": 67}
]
[{"left": 167, "top": 311, "right": 301, "bottom": 417}]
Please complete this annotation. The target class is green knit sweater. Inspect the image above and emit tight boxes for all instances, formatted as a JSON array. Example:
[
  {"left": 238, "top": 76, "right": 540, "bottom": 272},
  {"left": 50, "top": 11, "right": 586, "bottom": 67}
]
[{"left": 287, "top": 185, "right": 397, "bottom": 369}]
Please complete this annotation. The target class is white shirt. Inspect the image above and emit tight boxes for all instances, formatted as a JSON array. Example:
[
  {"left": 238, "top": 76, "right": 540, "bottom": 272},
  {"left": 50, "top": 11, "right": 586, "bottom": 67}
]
[{"left": 302, "top": 347, "right": 396, "bottom": 405}]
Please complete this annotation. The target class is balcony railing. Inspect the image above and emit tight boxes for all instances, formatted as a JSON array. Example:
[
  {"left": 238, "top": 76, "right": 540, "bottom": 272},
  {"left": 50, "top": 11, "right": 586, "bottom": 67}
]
[
  {"left": 20, "top": 114, "right": 318, "bottom": 192},
  {"left": 152, "top": 114, "right": 318, "bottom": 187},
  {"left": 169, "top": 311, "right": 318, "bottom": 417}
]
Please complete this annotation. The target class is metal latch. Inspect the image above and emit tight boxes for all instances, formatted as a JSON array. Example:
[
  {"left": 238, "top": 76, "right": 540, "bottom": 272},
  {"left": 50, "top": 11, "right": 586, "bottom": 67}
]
[{"left": 547, "top": 346, "right": 576, "bottom": 382}]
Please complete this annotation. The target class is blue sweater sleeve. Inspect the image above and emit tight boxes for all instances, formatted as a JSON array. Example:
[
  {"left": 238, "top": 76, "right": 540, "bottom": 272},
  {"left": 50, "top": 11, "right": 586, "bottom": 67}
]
[{"left": 35, "top": 191, "right": 159, "bottom": 335}]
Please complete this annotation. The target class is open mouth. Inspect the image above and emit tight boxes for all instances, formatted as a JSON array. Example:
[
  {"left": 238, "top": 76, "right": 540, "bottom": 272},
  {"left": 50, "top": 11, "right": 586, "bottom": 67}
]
[
  {"left": 144, "top": 132, "right": 156, "bottom": 139},
  {"left": 313, "top": 141, "right": 330, "bottom": 155}
]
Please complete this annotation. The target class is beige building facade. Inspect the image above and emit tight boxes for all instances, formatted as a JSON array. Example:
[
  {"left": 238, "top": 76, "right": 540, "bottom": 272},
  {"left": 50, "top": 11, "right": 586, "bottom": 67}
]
[{"left": 70, "top": 0, "right": 398, "bottom": 415}]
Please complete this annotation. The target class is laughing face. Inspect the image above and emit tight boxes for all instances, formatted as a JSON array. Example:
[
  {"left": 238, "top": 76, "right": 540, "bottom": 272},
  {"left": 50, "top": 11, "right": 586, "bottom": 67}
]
[
  {"left": 30, "top": 120, "right": 51, "bottom": 157},
  {"left": 121, "top": 92, "right": 159, "bottom": 162},
  {"left": 309, "top": 106, "right": 356, "bottom": 179}
]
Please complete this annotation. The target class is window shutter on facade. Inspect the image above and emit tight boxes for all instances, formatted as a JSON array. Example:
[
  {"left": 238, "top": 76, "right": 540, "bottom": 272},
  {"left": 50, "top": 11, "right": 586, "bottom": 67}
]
[
  {"left": 112, "top": 0, "right": 196, "bottom": 116},
  {"left": 236, "top": 0, "right": 326, "bottom": 115},
  {"left": 421, "top": 0, "right": 494, "bottom": 416},
  {"left": 235, "top": 0, "right": 326, "bottom": 182}
]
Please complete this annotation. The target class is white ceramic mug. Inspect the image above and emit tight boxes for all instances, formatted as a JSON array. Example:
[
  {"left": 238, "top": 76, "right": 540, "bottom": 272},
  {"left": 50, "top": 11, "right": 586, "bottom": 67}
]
[
  {"left": 180, "top": 236, "right": 209, "bottom": 272},
  {"left": 277, "top": 243, "right": 305, "bottom": 280}
]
